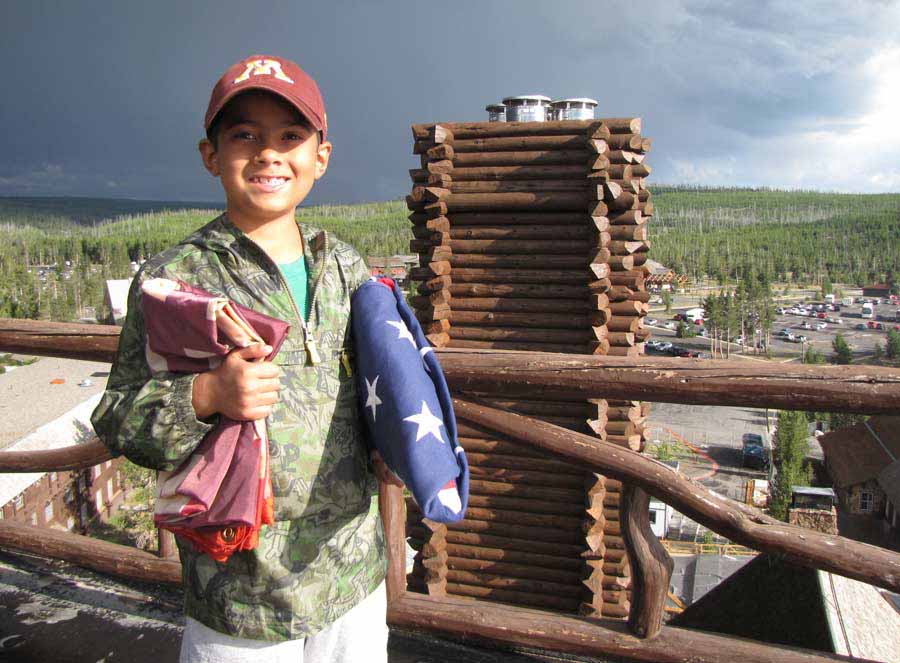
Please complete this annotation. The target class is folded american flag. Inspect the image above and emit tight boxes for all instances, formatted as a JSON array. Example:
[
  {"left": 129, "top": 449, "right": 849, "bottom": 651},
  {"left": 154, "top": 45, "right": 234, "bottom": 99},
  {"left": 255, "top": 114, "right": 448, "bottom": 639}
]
[
  {"left": 140, "top": 278, "right": 289, "bottom": 561},
  {"left": 351, "top": 277, "right": 468, "bottom": 523}
]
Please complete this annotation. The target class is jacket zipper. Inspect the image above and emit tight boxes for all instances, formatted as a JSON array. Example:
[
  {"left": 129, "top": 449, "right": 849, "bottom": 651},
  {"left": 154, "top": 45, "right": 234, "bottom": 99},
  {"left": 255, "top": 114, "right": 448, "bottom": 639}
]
[{"left": 272, "top": 231, "right": 329, "bottom": 365}]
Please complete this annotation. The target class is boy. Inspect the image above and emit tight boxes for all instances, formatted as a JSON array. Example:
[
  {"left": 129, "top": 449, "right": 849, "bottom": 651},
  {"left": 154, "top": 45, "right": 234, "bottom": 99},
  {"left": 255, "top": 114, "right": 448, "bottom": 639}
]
[{"left": 91, "top": 55, "right": 390, "bottom": 662}]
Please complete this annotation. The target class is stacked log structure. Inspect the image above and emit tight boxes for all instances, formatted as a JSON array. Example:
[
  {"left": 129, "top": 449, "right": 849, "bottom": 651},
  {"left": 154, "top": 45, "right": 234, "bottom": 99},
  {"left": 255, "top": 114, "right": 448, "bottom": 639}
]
[{"left": 406, "top": 118, "right": 653, "bottom": 618}]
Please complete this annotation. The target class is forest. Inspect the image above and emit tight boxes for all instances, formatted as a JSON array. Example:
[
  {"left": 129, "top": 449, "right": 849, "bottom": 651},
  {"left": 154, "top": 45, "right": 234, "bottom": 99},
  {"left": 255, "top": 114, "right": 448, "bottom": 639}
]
[{"left": 0, "top": 188, "right": 897, "bottom": 322}]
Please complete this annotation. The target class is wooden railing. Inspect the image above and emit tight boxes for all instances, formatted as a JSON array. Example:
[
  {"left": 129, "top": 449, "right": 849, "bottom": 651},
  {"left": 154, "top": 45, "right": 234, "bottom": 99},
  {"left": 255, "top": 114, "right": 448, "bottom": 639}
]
[{"left": 2, "top": 318, "right": 898, "bottom": 663}]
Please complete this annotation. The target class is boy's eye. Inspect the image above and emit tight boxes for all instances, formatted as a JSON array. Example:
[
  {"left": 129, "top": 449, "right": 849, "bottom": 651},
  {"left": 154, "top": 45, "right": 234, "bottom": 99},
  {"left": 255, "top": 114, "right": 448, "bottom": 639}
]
[
  {"left": 284, "top": 131, "right": 305, "bottom": 141},
  {"left": 232, "top": 130, "right": 255, "bottom": 140}
]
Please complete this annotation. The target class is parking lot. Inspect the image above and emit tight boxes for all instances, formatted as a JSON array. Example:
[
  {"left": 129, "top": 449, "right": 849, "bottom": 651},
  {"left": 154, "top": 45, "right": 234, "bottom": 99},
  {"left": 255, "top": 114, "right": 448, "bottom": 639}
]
[
  {"left": 645, "top": 402, "right": 771, "bottom": 543},
  {"left": 645, "top": 296, "right": 899, "bottom": 361}
]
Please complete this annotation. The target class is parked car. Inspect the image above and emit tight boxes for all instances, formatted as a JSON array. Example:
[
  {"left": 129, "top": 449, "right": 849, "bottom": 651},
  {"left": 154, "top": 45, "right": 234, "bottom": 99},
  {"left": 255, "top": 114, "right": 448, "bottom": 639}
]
[
  {"left": 672, "top": 347, "right": 700, "bottom": 358},
  {"left": 855, "top": 323, "right": 868, "bottom": 330},
  {"left": 656, "top": 341, "right": 674, "bottom": 352},
  {"left": 867, "top": 320, "right": 885, "bottom": 330},
  {"left": 645, "top": 318, "right": 659, "bottom": 327},
  {"left": 742, "top": 433, "right": 768, "bottom": 470},
  {"left": 825, "top": 317, "right": 842, "bottom": 324},
  {"left": 814, "top": 322, "right": 827, "bottom": 331},
  {"left": 799, "top": 321, "right": 812, "bottom": 330},
  {"left": 693, "top": 318, "right": 704, "bottom": 326},
  {"left": 663, "top": 321, "right": 678, "bottom": 330},
  {"left": 816, "top": 312, "right": 827, "bottom": 319}
]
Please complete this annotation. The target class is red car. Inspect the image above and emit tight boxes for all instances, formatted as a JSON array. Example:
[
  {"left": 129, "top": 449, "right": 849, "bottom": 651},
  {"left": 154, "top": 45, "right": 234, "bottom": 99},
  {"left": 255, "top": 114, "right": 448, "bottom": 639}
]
[
  {"left": 816, "top": 312, "right": 827, "bottom": 319},
  {"left": 867, "top": 321, "right": 884, "bottom": 330},
  {"left": 693, "top": 318, "right": 704, "bottom": 325}
]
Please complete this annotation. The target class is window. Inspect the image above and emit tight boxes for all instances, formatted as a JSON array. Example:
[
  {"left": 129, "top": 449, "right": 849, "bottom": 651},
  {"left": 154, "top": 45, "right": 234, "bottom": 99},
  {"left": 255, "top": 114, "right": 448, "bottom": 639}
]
[
  {"left": 649, "top": 510, "right": 658, "bottom": 525},
  {"left": 44, "top": 502, "right": 53, "bottom": 522},
  {"left": 96, "top": 490, "right": 103, "bottom": 513},
  {"left": 66, "top": 516, "right": 75, "bottom": 530},
  {"left": 30, "top": 513, "right": 37, "bottom": 526},
  {"left": 13, "top": 494, "right": 24, "bottom": 511},
  {"left": 860, "top": 491, "right": 874, "bottom": 513},
  {"left": 92, "top": 465, "right": 100, "bottom": 480},
  {"left": 50, "top": 472, "right": 57, "bottom": 483},
  {"left": 107, "top": 478, "right": 113, "bottom": 500}
]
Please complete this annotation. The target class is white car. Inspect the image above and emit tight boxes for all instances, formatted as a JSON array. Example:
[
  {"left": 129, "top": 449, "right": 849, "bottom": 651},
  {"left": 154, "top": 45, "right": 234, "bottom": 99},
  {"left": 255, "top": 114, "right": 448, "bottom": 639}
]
[
  {"left": 815, "top": 322, "right": 827, "bottom": 331},
  {"left": 645, "top": 318, "right": 659, "bottom": 327}
]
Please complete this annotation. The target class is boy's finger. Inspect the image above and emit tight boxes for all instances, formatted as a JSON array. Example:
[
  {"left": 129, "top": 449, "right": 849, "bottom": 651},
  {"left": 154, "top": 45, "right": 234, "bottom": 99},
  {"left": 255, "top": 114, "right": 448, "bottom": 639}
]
[
  {"left": 233, "top": 342, "right": 273, "bottom": 361},
  {"left": 254, "top": 378, "right": 282, "bottom": 395}
]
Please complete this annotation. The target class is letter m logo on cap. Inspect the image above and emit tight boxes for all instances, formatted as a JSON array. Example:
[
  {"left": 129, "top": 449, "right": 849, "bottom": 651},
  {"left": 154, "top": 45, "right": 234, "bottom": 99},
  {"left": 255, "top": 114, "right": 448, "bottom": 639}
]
[{"left": 234, "top": 59, "right": 294, "bottom": 85}]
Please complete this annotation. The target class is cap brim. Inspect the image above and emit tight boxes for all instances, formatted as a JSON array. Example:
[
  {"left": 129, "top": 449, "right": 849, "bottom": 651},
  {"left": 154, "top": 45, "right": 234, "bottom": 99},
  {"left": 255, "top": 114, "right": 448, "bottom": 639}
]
[{"left": 206, "top": 85, "right": 324, "bottom": 138}]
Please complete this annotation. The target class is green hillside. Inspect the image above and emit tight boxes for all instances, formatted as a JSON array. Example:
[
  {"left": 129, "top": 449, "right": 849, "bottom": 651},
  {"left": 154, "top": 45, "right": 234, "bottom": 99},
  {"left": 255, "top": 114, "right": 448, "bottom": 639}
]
[{"left": 0, "top": 188, "right": 897, "bottom": 322}]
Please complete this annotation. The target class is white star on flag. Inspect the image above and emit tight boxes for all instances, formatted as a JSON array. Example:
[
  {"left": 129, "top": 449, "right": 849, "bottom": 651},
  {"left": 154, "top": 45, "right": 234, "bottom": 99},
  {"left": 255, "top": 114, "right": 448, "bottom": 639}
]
[
  {"left": 403, "top": 401, "right": 446, "bottom": 444},
  {"left": 364, "top": 375, "right": 382, "bottom": 421},
  {"left": 386, "top": 320, "right": 416, "bottom": 348}
]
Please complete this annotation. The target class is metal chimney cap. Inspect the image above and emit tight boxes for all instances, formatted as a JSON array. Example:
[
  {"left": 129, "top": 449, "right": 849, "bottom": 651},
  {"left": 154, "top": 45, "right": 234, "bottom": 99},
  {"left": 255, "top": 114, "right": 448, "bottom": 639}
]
[
  {"left": 485, "top": 103, "right": 506, "bottom": 112},
  {"left": 550, "top": 98, "right": 599, "bottom": 107},
  {"left": 502, "top": 95, "right": 552, "bottom": 105}
]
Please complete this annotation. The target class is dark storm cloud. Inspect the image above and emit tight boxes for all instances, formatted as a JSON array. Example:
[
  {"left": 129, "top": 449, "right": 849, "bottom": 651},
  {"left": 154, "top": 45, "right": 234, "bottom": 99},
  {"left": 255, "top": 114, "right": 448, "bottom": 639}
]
[{"left": 1, "top": 0, "right": 898, "bottom": 201}]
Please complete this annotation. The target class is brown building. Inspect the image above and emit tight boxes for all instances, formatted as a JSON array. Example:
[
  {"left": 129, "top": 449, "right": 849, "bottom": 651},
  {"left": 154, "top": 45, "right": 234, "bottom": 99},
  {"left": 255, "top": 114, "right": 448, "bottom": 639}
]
[
  {"left": 1, "top": 458, "right": 126, "bottom": 532},
  {"left": 0, "top": 397, "right": 128, "bottom": 531},
  {"left": 819, "top": 416, "right": 900, "bottom": 534}
]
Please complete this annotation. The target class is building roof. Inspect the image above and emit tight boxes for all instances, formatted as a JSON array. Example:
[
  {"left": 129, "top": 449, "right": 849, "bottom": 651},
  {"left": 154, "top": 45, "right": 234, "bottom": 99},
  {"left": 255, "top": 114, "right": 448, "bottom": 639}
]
[
  {"left": 671, "top": 553, "right": 900, "bottom": 658},
  {"left": 0, "top": 393, "right": 103, "bottom": 508},
  {"left": 670, "top": 554, "right": 831, "bottom": 650},
  {"left": 818, "top": 416, "right": 900, "bottom": 488}
]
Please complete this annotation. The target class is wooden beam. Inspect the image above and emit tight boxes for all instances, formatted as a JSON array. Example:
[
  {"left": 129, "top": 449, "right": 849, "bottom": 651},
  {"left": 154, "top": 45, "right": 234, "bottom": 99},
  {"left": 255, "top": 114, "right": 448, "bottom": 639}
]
[
  {"left": 0, "top": 318, "right": 120, "bottom": 362},
  {"left": 411, "top": 120, "right": 613, "bottom": 139},
  {"left": 435, "top": 349, "right": 900, "bottom": 414},
  {"left": 0, "top": 520, "right": 181, "bottom": 585},
  {"left": 0, "top": 437, "right": 111, "bottom": 472},
  {"left": 388, "top": 593, "right": 870, "bottom": 663}
]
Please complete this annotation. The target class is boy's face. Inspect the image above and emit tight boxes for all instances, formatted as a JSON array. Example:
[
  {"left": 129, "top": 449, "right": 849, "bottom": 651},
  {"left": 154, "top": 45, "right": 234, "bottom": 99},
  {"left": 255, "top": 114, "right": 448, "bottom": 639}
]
[{"left": 199, "top": 91, "right": 332, "bottom": 227}]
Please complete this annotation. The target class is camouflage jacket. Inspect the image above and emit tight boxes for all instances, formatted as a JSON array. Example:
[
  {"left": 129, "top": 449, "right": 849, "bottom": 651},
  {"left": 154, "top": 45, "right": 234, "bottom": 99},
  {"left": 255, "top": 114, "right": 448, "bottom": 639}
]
[{"left": 91, "top": 213, "right": 386, "bottom": 641}]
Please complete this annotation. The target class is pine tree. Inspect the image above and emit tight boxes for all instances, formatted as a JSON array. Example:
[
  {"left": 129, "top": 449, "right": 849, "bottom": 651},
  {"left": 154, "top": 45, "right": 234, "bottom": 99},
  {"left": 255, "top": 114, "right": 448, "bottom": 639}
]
[
  {"left": 886, "top": 329, "right": 900, "bottom": 360},
  {"left": 769, "top": 410, "right": 812, "bottom": 521},
  {"left": 831, "top": 332, "right": 853, "bottom": 364}
]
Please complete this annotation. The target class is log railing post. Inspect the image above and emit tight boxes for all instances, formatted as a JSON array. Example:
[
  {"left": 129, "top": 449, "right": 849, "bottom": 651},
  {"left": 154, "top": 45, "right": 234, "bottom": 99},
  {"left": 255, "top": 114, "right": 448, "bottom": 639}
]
[
  {"left": 620, "top": 484, "right": 672, "bottom": 638},
  {"left": 158, "top": 528, "right": 177, "bottom": 559},
  {"left": 378, "top": 480, "right": 408, "bottom": 603}
]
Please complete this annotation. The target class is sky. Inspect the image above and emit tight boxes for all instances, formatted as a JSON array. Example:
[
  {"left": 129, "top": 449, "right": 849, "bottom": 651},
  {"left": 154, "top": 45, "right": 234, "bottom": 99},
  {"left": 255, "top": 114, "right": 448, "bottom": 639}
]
[{"left": 2, "top": 0, "right": 899, "bottom": 204}]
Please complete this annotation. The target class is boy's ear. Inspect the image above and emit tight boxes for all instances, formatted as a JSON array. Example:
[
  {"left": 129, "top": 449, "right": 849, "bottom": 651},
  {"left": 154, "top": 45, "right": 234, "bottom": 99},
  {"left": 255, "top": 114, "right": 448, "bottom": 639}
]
[
  {"left": 315, "top": 139, "right": 333, "bottom": 180},
  {"left": 198, "top": 139, "right": 220, "bottom": 177}
]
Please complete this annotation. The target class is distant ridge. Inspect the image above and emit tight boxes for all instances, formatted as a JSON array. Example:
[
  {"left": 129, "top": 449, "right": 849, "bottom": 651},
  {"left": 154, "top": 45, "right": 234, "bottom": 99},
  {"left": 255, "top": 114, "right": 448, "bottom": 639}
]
[{"left": 0, "top": 195, "right": 224, "bottom": 226}]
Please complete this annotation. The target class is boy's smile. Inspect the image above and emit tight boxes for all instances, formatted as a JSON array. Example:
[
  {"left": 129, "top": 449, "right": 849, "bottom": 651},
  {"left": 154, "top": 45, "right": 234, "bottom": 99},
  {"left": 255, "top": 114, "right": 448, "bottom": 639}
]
[{"left": 199, "top": 91, "right": 332, "bottom": 233}]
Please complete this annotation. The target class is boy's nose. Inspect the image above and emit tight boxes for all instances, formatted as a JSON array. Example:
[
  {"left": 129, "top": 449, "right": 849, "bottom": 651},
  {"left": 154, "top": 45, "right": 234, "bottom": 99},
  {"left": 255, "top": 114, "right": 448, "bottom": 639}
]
[{"left": 254, "top": 146, "right": 283, "bottom": 165}]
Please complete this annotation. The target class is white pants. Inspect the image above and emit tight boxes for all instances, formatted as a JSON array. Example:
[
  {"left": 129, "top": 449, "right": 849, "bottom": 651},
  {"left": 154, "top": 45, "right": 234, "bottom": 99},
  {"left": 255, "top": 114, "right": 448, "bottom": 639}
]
[{"left": 179, "top": 581, "right": 388, "bottom": 663}]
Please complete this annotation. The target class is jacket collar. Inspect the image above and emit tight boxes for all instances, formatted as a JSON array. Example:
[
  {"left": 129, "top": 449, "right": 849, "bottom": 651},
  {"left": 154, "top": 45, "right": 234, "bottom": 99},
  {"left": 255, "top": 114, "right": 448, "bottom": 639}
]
[{"left": 192, "top": 213, "right": 329, "bottom": 269}]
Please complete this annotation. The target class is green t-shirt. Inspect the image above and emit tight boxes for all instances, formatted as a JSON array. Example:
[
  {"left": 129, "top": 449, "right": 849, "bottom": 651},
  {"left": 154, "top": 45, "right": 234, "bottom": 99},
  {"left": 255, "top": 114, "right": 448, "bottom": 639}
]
[{"left": 279, "top": 256, "right": 310, "bottom": 320}]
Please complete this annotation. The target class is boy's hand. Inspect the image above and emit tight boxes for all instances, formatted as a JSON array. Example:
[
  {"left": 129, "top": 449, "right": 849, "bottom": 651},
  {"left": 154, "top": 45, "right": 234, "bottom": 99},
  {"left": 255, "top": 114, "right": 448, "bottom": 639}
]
[
  {"left": 371, "top": 450, "right": 404, "bottom": 487},
  {"left": 192, "top": 343, "right": 282, "bottom": 421}
]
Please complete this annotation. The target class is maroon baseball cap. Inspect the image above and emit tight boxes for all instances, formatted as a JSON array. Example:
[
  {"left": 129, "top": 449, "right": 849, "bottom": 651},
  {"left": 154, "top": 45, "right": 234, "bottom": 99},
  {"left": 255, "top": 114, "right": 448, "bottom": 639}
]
[{"left": 204, "top": 54, "right": 327, "bottom": 140}]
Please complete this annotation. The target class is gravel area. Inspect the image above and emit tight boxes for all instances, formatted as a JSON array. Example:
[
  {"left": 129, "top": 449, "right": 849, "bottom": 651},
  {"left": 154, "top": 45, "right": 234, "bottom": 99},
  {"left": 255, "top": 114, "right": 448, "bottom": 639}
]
[{"left": 0, "top": 356, "right": 111, "bottom": 450}]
